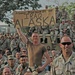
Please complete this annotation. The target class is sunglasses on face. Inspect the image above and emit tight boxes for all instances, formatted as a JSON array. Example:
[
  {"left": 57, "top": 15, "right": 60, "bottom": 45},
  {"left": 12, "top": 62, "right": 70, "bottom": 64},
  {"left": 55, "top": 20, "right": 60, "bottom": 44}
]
[{"left": 61, "top": 42, "right": 72, "bottom": 45}]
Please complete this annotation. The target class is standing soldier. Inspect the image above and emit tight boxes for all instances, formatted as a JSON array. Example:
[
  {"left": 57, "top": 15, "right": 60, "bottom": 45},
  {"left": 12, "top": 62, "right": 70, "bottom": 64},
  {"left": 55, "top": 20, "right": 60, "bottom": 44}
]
[
  {"left": 50, "top": 35, "right": 75, "bottom": 75},
  {"left": 17, "top": 28, "right": 50, "bottom": 75},
  {"left": 0, "top": 34, "right": 7, "bottom": 51},
  {"left": 55, "top": 6, "right": 62, "bottom": 23},
  {"left": 10, "top": 33, "right": 20, "bottom": 56},
  {"left": 59, "top": 19, "right": 67, "bottom": 39},
  {"left": 61, "top": 7, "right": 69, "bottom": 21}
]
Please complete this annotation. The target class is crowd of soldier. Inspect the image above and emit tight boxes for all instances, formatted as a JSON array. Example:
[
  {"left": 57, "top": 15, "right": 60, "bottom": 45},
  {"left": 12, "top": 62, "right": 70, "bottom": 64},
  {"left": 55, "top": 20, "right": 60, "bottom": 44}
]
[
  {"left": 0, "top": 32, "right": 28, "bottom": 75},
  {"left": 0, "top": 6, "right": 75, "bottom": 75},
  {"left": 0, "top": 30, "right": 60, "bottom": 75},
  {"left": 27, "top": 6, "right": 75, "bottom": 50}
]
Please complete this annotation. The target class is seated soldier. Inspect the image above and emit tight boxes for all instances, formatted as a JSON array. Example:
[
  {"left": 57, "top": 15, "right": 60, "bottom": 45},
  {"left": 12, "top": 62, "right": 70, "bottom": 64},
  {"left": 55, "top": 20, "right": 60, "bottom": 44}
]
[
  {"left": 16, "top": 55, "right": 28, "bottom": 75},
  {"left": 2, "top": 67, "right": 12, "bottom": 75}
]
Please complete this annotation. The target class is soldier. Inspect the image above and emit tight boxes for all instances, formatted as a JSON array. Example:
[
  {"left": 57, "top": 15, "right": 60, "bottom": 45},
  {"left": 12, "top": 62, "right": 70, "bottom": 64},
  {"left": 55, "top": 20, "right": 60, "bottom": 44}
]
[
  {"left": 5, "top": 34, "right": 12, "bottom": 50},
  {"left": 50, "top": 29, "right": 55, "bottom": 44},
  {"left": 16, "top": 28, "right": 50, "bottom": 74},
  {"left": 0, "top": 50, "right": 6, "bottom": 74},
  {"left": 15, "top": 52, "right": 21, "bottom": 64},
  {"left": 42, "top": 26, "right": 50, "bottom": 43},
  {"left": 61, "top": 7, "right": 69, "bottom": 20},
  {"left": 2, "top": 67, "right": 12, "bottom": 75},
  {"left": 10, "top": 33, "right": 20, "bottom": 56},
  {"left": 59, "top": 19, "right": 68, "bottom": 39},
  {"left": 50, "top": 35, "right": 75, "bottom": 75},
  {"left": 16, "top": 55, "right": 28, "bottom": 75},
  {"left": 53, "top": 27, "right": 59, "bottom": 44},
  {"left": 3, "top": 48, "right": 12, "bottom": 65},
  {"left": 0, "top": 34, "right": 7, "bottom": 51},
  {"left": 55, "top": 6, "right": 62, "bottom": 23},
  {"left": 5, "top": 55, "right": 18, "bottom": 75},
  {"left": 20, "top": 47, "right": 27, "bottom": 56}
]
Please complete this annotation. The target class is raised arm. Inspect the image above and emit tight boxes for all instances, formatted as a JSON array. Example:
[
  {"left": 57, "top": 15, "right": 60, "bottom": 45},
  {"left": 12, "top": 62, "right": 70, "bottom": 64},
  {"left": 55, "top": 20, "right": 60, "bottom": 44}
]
[{"left": 16, "top": 28, "right": 28, "bottom": 44}]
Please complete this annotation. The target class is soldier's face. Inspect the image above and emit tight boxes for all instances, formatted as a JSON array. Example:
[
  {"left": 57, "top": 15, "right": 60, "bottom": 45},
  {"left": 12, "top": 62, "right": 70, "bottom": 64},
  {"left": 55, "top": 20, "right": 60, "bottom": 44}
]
[
  {"left": 3, "top": 68, "right": 11, "bottom": 75},
  {"left": 16, "top": 52, "right": 20, "bottom": 59},
  {"left": 20, "top": 57, "right": 26, "bottom": 65},
  {"left": 60, "top": 36, "right": 73, "bottom": 54},
  {"left": 31, "top": 33, "right": 39, "bottom": 43},
  {"left": 31, "top": 33, "right": 40, "bottom": 44},
  {"left": 8, "top": 60, "right": 14, "bottom": 66}
]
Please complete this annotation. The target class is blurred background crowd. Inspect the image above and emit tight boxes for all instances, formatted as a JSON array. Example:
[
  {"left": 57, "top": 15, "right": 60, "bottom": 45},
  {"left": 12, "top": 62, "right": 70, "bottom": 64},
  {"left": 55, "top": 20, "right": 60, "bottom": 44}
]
[{"left": 0, "top": 4, "right": 75, "bottom": 75}]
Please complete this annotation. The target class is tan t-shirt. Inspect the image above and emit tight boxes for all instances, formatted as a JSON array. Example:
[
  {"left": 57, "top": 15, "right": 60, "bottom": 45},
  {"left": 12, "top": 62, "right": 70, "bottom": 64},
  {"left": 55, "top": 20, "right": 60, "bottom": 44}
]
[{"left": 26, "top": 41, "right": 46, "bottom": 67}]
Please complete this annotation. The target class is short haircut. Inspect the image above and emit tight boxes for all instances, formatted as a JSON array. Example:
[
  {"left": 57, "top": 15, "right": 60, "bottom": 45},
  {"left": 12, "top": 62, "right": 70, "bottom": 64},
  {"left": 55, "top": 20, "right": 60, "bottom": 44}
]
[
  {"left": 20, "top": 55, "right": 28, "bottom": 58},
  {"left": 60, "top": 35, "right": 73, "bottom": 42}
]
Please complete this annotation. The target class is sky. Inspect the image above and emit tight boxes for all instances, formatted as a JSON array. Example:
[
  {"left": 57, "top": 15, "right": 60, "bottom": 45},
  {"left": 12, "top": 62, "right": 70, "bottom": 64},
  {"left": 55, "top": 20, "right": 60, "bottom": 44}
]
[
  {"left": 39, "top": 0, "right": 75, "bottom": 9},
  {"left": 5, "top": 0, "right": 75, "bottom": 21}
]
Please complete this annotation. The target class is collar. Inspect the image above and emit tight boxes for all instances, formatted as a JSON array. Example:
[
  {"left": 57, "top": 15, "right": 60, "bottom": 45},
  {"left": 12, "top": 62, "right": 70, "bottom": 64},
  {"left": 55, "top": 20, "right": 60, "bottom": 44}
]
[{"left": 59, "top": 52, "right": 75, "bottom": 64}]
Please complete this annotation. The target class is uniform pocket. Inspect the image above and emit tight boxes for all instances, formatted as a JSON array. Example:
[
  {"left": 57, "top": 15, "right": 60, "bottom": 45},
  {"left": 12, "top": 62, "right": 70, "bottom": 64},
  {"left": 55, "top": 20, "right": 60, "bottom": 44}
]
[{"left": 55, "top": 68, "right": 63, "bottom": 75}]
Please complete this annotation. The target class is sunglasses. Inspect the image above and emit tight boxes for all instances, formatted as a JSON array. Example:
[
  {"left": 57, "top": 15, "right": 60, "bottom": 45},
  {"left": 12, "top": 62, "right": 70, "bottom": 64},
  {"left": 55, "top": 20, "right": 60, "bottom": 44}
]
[{"left": 61, "top": 42, "right": 72, "bottom": 45}]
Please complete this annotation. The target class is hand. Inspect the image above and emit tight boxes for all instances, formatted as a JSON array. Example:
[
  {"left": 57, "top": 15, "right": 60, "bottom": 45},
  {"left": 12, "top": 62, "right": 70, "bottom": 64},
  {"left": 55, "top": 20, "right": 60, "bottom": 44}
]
[
  {"left": 36, "top": 66, "right": 44, "bottom": 73},
  {"left": 24, "top": 72, "right": 32, "bottom": 75},
  {"left": 20, "top": 66, "right": 23, "bottom": 72}
]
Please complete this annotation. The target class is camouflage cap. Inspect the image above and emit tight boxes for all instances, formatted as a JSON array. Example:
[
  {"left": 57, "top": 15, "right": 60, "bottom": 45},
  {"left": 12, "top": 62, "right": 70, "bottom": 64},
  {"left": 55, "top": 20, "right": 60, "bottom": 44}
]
[{"left": 8, "top": 55, "right": 14, "bottom": 60}]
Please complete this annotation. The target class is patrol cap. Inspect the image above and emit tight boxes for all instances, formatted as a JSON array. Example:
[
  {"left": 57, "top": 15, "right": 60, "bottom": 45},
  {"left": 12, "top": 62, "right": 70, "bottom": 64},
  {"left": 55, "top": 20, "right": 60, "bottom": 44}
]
[{"left": 8, "top": 55, "right": 14, "bottom": 60}]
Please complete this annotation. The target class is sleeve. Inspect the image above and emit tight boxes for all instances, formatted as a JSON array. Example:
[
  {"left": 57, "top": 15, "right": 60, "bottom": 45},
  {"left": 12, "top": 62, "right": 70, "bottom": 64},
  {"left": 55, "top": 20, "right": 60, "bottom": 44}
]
[{"left": 50, "top": 63, "right": 56, "bottom": 75}]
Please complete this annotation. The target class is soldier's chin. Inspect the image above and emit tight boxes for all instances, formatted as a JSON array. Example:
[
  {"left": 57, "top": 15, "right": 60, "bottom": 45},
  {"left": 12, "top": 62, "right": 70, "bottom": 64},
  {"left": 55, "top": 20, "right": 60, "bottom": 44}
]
[
  {"left": 65, "top": 49, "right": 70, "bottom": 53},
  {"left": 66, "top": 51, "right": 69, "bottom": 54}
]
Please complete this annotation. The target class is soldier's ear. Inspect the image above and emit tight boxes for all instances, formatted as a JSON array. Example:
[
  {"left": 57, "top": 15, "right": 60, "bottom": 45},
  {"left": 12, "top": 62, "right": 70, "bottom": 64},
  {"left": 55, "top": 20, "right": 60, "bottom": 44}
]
[{"left": 71, "top": 43, "right": 74, "bottom": 47}]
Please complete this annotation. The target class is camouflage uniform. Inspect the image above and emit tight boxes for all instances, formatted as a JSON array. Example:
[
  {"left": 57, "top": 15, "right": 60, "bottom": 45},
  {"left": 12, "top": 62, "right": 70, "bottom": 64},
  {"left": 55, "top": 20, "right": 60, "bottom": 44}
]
[
  {"left": 5, "top": 63, "right": 18, "bottom": 75},
  {"left": 19, "top": 41, "right": 26, "bottom": 49},
  {"left": 5, "top": 36, "right": 11, "bottom": 50},
  {"left": 0, "top": 60, "right": 5, "bottom": 74},
  {"left": 10, "top": 38, "right": 20, "bottom": 56},
  {"left": 61, "top": 8, "right": 69, "bottom": 20},
  {"left": 5, "top": 55, "right": 18, "bottom": 75},
  {"left": 50, "top": 29, "right": 55, "bottom": 44},
  {"left": 59, "top": 21, "right": 68, "bottom": 39},
  {"left": 55, "top": 6, "right": 62, "bottom": 23},
  {"left": 16, "top": 63, "right": 28, "bottom": 75},
  {"left": 0, "top": 53, "right": 6, "bottom": 74},
  {"left": 0, "top": 36, "right": 7, "bottom": 50},
  {"left": 50, "top": 52, "right": 75, "bottom": 75}
]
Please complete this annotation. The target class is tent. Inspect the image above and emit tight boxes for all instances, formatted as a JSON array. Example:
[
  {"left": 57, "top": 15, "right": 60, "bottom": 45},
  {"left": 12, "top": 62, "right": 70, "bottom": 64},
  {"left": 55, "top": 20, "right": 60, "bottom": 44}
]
[
  {"left": 0, "top": 21, "right": 16, "bottom": 33},
  {"left": 0, "top": 21, "right": 8, "bottom": 27}
]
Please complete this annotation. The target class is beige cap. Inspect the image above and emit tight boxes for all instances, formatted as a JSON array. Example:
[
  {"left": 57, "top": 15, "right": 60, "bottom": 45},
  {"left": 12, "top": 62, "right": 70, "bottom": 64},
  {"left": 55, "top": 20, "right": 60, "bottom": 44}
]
[{"left": 8, "top": 55, "right": 14, "bottom": 60}]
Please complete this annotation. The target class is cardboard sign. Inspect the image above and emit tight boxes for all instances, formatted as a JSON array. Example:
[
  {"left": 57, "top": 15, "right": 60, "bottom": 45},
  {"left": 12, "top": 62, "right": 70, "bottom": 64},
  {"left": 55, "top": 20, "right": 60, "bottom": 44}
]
[{"left": 13, "top": 8, "right": 56, "bottom": 28}]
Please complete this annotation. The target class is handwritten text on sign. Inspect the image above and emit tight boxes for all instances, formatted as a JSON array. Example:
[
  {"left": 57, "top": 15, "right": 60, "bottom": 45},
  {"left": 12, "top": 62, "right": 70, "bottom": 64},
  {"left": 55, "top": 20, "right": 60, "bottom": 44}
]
[{"left": 14, "top": 9, "right": 56, "bottom": 28}]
